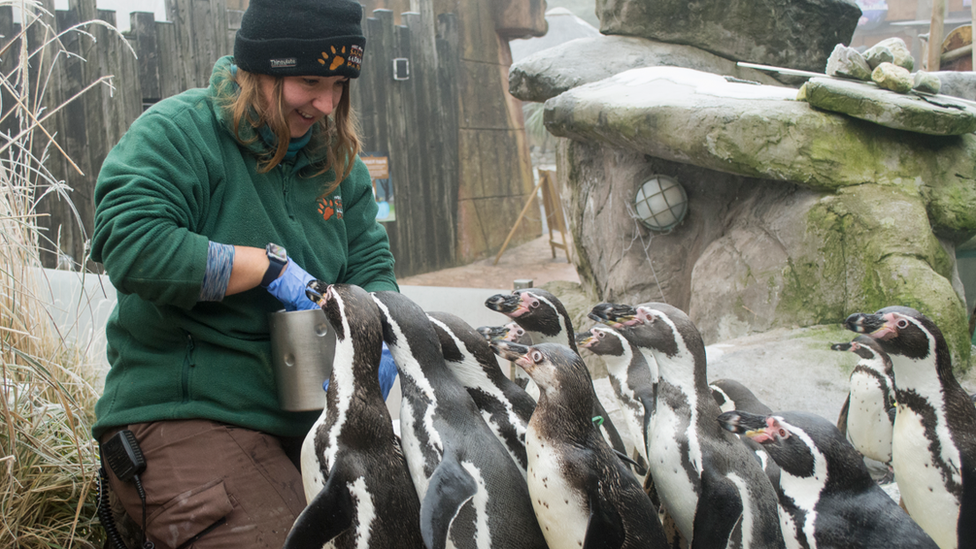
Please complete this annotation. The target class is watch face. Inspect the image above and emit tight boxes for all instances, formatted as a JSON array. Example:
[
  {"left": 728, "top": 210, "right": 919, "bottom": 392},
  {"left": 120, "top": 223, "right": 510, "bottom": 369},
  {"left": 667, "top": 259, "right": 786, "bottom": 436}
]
[{"left": 267, "top": 243, "right": 287, "bottom": 263}]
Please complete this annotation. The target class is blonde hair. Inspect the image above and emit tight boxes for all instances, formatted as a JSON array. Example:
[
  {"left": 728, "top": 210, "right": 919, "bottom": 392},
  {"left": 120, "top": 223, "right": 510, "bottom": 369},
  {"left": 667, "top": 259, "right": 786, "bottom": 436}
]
[{"left": 228, "top": 68, "right": 361, "bottom": 195}]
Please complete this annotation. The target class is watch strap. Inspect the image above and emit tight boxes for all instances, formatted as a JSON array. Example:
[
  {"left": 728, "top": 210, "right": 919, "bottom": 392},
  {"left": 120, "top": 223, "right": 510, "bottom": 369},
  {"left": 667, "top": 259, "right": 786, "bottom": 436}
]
[{"left": 261, "top": 243, "right": 288, "bottom": 288}]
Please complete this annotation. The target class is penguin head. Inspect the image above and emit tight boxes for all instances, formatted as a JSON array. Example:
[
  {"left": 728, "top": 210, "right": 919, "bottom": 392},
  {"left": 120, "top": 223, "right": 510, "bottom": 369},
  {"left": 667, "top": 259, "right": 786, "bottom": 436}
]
[
  {"left": 718, "top": 410, "right": 818, "bottom": 479},
  {"left": 845, "top": 306, "right": 943, "bottom": 362},
  {"left": 491, "top": 341, "right": 588, "bottom": 398},
  {"left": 576, "top": 325, "right": 626, "bottom": 358}
]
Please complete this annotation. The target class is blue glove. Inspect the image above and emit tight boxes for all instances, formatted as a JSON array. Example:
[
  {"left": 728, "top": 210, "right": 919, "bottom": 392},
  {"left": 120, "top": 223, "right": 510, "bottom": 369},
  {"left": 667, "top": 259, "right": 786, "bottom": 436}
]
[
  {"left": 266, "top": 260, "right": 319, "bottom": 311},
  {"left": 323, "top": 342, "right": 399, "bottom": 400}
]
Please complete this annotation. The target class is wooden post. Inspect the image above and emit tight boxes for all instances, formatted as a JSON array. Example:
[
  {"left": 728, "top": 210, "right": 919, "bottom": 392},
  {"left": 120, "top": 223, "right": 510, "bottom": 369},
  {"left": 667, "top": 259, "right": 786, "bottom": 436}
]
[{"left": 929, "top": 0, "right": 946, "bottom": 71}]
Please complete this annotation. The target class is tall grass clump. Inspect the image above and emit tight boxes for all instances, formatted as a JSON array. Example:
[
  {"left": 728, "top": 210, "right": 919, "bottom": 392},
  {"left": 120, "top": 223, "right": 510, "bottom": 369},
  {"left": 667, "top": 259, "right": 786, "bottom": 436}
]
[{"left": 0, "top": 1, "right": 131, "bottom": 546}]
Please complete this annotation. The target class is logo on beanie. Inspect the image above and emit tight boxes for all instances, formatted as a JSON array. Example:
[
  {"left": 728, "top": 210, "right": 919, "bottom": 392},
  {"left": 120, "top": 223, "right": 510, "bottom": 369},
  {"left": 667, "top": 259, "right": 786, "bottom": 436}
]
[
  {"left": 270, "top": 58, "right": 297, "bottom": 69},
  {"left": 319, "top": 45, "right": 362, "bottom": 72},
  {"left": 317, "top": 195, "right": 343, "bottom": 221}
]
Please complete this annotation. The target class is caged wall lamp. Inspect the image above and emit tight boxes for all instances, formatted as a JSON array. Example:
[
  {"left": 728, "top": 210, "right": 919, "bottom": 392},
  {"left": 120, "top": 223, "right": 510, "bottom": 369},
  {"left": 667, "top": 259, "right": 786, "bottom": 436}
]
[{"left": 634, "top": 175, "right": 688, "bottom": 232}]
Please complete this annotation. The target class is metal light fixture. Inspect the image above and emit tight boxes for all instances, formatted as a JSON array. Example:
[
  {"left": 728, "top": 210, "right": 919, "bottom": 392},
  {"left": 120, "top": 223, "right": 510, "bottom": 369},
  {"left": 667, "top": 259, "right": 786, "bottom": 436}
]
[{"left": 634, "top": 175, "right": 688, "bottom": 232}]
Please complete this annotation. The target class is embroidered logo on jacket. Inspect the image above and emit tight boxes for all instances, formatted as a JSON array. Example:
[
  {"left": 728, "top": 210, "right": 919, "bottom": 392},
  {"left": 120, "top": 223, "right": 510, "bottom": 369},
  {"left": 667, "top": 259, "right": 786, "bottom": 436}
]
[
  {"left": 317, "top": 195, "right": 343, "bottom": 221},
  {"left": 319, "top": 45, "right": 363, "bottom": 71}
]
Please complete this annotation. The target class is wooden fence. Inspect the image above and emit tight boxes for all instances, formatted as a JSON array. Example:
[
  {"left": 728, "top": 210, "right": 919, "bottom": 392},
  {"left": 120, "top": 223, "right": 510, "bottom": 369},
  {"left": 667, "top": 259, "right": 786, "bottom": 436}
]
[{"left": 3, "top": 0, "right": 467, "bottom": 278}]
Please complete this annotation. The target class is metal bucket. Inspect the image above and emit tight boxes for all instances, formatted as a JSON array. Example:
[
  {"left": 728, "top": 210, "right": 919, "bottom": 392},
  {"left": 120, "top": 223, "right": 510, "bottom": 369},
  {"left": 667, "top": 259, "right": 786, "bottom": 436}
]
[{"left": 269, "top": 308, "right": 336, "bottom": 412}]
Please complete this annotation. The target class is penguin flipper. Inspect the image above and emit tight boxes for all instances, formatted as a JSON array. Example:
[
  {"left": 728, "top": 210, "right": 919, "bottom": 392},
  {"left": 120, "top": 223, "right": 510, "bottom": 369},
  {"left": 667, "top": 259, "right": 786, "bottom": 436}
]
[
  {"left": 836, "top": 394, "right": 850, "bottom": 436},
  {"left": 420, "top": 456, "right": 478, "bottom": 549},
  {"left": 282, "top": 467, "right": 354, "bottom": 549},
  {"left": 689, "top": 470, "right": 743, "bottom": 549},
  {"left": 582, "top": 488, "right": 626, "bottom": 549}
]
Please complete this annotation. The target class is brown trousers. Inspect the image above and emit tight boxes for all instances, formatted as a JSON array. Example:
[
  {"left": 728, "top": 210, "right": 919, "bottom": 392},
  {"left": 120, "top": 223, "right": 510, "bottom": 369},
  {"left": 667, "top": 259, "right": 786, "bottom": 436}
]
[{"left": 101, "top": 420, "right": 308, "bottom": 549}]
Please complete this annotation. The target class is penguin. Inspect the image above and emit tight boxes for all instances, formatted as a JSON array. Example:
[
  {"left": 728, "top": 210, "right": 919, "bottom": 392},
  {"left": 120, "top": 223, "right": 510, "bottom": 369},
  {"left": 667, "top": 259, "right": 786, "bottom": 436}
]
[
  {"left": 576, "top": 325, "right": 655, "bottom": 471},
  {"left": 718, "top": 410, "right": 940, "bottom": 549},
  {"left": 371, "top": 291, "right": 548, "bottom": 549},
  {"left": 285, "top": 283, "right": 424, "bottom": 549},
  {"left": 830, "top": 335, "right": 896, "bottom": 466},
  {"left": 427, "top": 311, "right": 535, "bottom": 475},
  {"left": 709, "top": 379, "right": 773, "bottom": 415},
  {"left": 485, "top": 288, "right": 632, "bottom": 470},
  {"left": 589, "top": 301, "right": 786, "bottom": 549},
  {"left": 846, "top": 306, "right": 976, "bottom": 549},
  {"left": 491, "top": 339, "right": 669, "bottom": 549}
]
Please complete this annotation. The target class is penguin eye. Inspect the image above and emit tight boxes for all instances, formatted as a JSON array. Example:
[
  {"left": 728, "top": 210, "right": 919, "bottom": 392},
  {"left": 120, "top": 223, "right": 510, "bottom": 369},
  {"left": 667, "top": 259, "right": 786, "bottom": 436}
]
[
  {"left": 530, "top": 350, "right": 543, "bottom": 363},
  {"left": 778, "top": 428, "right": 788, "bottom": 438},
  {"left": 529, "top": 300, "right": 540, "bottom": 309},
  {"left": 596, "top": 330, "right": 605, "bottom": 339},
  {"left": 896, "top": 318, "right": 909, "bottom": 329}
]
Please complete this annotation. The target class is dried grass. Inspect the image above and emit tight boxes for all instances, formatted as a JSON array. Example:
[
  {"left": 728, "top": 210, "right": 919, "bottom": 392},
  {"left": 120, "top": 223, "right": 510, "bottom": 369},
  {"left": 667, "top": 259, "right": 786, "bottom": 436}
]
[{"left": 0, "top": 1, "right": 131, "bottom": 546}]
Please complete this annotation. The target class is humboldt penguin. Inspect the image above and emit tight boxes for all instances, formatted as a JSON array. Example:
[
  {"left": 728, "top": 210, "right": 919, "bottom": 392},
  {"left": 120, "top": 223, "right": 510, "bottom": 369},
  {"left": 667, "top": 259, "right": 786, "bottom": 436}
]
[
  {"left": 427, "top": 311, "right": 535, "bottom": 474},
  {"left": 492, "top": 340, "right": 669, "bottom": 549},
  {"left": 576, "top": 325, "right": 655, "bottom": 471},
  {"left": 589, "top": 302, "right": 785, "bottom": 549},
  {"left": 286, "top": 282, "right": 423, "bottom": 549},
  {"left": 846, "top": 306, "right": 976, "bottom": 549},
  {"left": 485, "top": 289, "right": 631, "bottom": 467},
  {"left": 831, "top": 335, "right": 896, "bottom": 466},
  {"left": 372, "top": 291, "right": 547, "bottom": 549},
  {"left": 718, "top": 410, "right": 940, "bottom": 549}
]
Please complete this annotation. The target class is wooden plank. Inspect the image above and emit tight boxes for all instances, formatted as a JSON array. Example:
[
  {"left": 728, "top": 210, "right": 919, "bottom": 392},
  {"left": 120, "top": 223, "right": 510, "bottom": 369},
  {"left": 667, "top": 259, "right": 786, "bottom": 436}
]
[
  {"left": 130, "top": 11, "right": 162, "bottom": 102},
  {"left": 155, "top": 21, "right": 185, "bottom": 97},
  {"left": 929, "top": 0, "right": 946, "bottom": 70},
  {"left": 435, "top": 11, "right": 460, "bottom": 265}
]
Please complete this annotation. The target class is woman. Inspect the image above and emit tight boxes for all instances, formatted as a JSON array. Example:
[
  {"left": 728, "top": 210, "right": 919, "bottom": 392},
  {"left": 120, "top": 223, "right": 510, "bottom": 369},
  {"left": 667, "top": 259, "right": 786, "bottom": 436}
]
[{"left": 90, "top": 0, "right": 397, "bottom": 546}]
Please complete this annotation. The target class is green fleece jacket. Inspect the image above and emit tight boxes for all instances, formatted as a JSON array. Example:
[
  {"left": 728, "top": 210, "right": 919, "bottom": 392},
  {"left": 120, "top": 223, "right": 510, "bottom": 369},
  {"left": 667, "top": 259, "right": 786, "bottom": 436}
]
[{"left": 90, "top": 56, "right": 398, "bottom": 439}]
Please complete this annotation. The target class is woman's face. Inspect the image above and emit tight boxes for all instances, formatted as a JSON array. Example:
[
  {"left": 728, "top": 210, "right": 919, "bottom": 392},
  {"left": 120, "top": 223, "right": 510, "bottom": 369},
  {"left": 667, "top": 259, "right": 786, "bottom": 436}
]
[{"left": 262, "top": 75, "right": 347, "bottom": 138}]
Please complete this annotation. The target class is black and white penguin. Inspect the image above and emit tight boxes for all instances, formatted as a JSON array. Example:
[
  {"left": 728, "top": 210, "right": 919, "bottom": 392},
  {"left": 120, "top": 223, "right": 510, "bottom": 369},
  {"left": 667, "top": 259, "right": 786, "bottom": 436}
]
[
  {"left": 709, "top": 378, "right": 773, "bottom": 415},
  {"left": 846, "top": 306, "right": 976, "bottom": 549},
  {"left": 576, "top": 325, "right": 655, "bottom": 470},
  {"left": 589, "top": 302, "right": 786, "bottom": 549},
  {"left": 830, "top": 335, "right": 896, "bottom": 466},
  {"left": 286, "top": 282, "right": 424, "bottom": 549},
  {"left": 718, "top": 410, "right": 940, "bottom": 549},
  {"left": 372, "top": 291, "right": 547, "bottom": 549},
  {"left": 485, "top": 288, "right": 632, "bottom": 468},
  {"left": 427, "top": 311, "right": 535, "bottom": 475},
  {"left": 491, "top": 340, "right": 669, "bottom": 549}
]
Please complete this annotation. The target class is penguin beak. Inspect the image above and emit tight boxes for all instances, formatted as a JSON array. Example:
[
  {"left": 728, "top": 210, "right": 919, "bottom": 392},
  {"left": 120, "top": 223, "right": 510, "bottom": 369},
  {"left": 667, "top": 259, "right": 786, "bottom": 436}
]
[
  {"left": 489, "top": 340, "right": 530, "bottom": 362},
  {"left": 844, "top": 313, "right": 885, "bottom": 335},
  {"left": 477, "top": 325, "right": 506, "bottom": 342},
  {"left": 576, "top": 331, "right": 596, "bottom": 348},
  {"left": 717, "top": 410, "right": 767, "bottom": 435},
  {"left": 485, "top": 293, "right": 521, "bottom": 314},
  {"left": 847, "top": 312, "right": 904, "bottom": 340},
  {"left": 305, "top": 280, "right": 329, "bottom": 307},
  {"left": 829, "top": 341, "right": 852, "bottom": 352},
  {"left": 588, "top": 303, "right": 638, "bottom": 328}
]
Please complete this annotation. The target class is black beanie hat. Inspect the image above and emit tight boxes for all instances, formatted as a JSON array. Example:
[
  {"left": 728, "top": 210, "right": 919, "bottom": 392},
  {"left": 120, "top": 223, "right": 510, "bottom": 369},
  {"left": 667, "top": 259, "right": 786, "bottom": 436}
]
[{"left": 234, "top": 0, "right": 366, "bottom": 78}]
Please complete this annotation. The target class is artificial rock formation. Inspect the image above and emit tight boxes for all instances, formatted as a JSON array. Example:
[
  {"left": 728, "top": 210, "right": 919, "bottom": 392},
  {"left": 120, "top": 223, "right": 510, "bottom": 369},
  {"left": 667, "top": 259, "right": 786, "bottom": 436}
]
[
  {"left": 528, "top": 66, "right": 976, "bottom": 366},
  {"left": 595, "top": 0, "right": 862, "bottom": 73}
]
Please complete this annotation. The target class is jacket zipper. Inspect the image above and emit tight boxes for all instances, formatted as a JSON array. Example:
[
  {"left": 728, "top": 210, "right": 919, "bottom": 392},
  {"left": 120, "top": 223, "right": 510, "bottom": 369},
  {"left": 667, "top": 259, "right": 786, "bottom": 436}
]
[{"left": 182, "top": 332, "right": 195, "bottom": 403}]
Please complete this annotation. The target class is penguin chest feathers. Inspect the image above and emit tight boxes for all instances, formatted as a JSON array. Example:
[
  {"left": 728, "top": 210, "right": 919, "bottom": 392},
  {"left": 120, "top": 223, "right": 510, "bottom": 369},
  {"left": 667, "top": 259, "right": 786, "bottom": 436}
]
[{"left": 525, "top": 424, "right": 588, "bottom": 548}]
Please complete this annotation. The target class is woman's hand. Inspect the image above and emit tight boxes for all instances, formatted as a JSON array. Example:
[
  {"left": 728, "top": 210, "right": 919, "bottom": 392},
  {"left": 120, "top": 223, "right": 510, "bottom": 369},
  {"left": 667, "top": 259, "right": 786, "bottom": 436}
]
[{"left": 266, "top": 260, "right": 320, "bottom": 311}]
